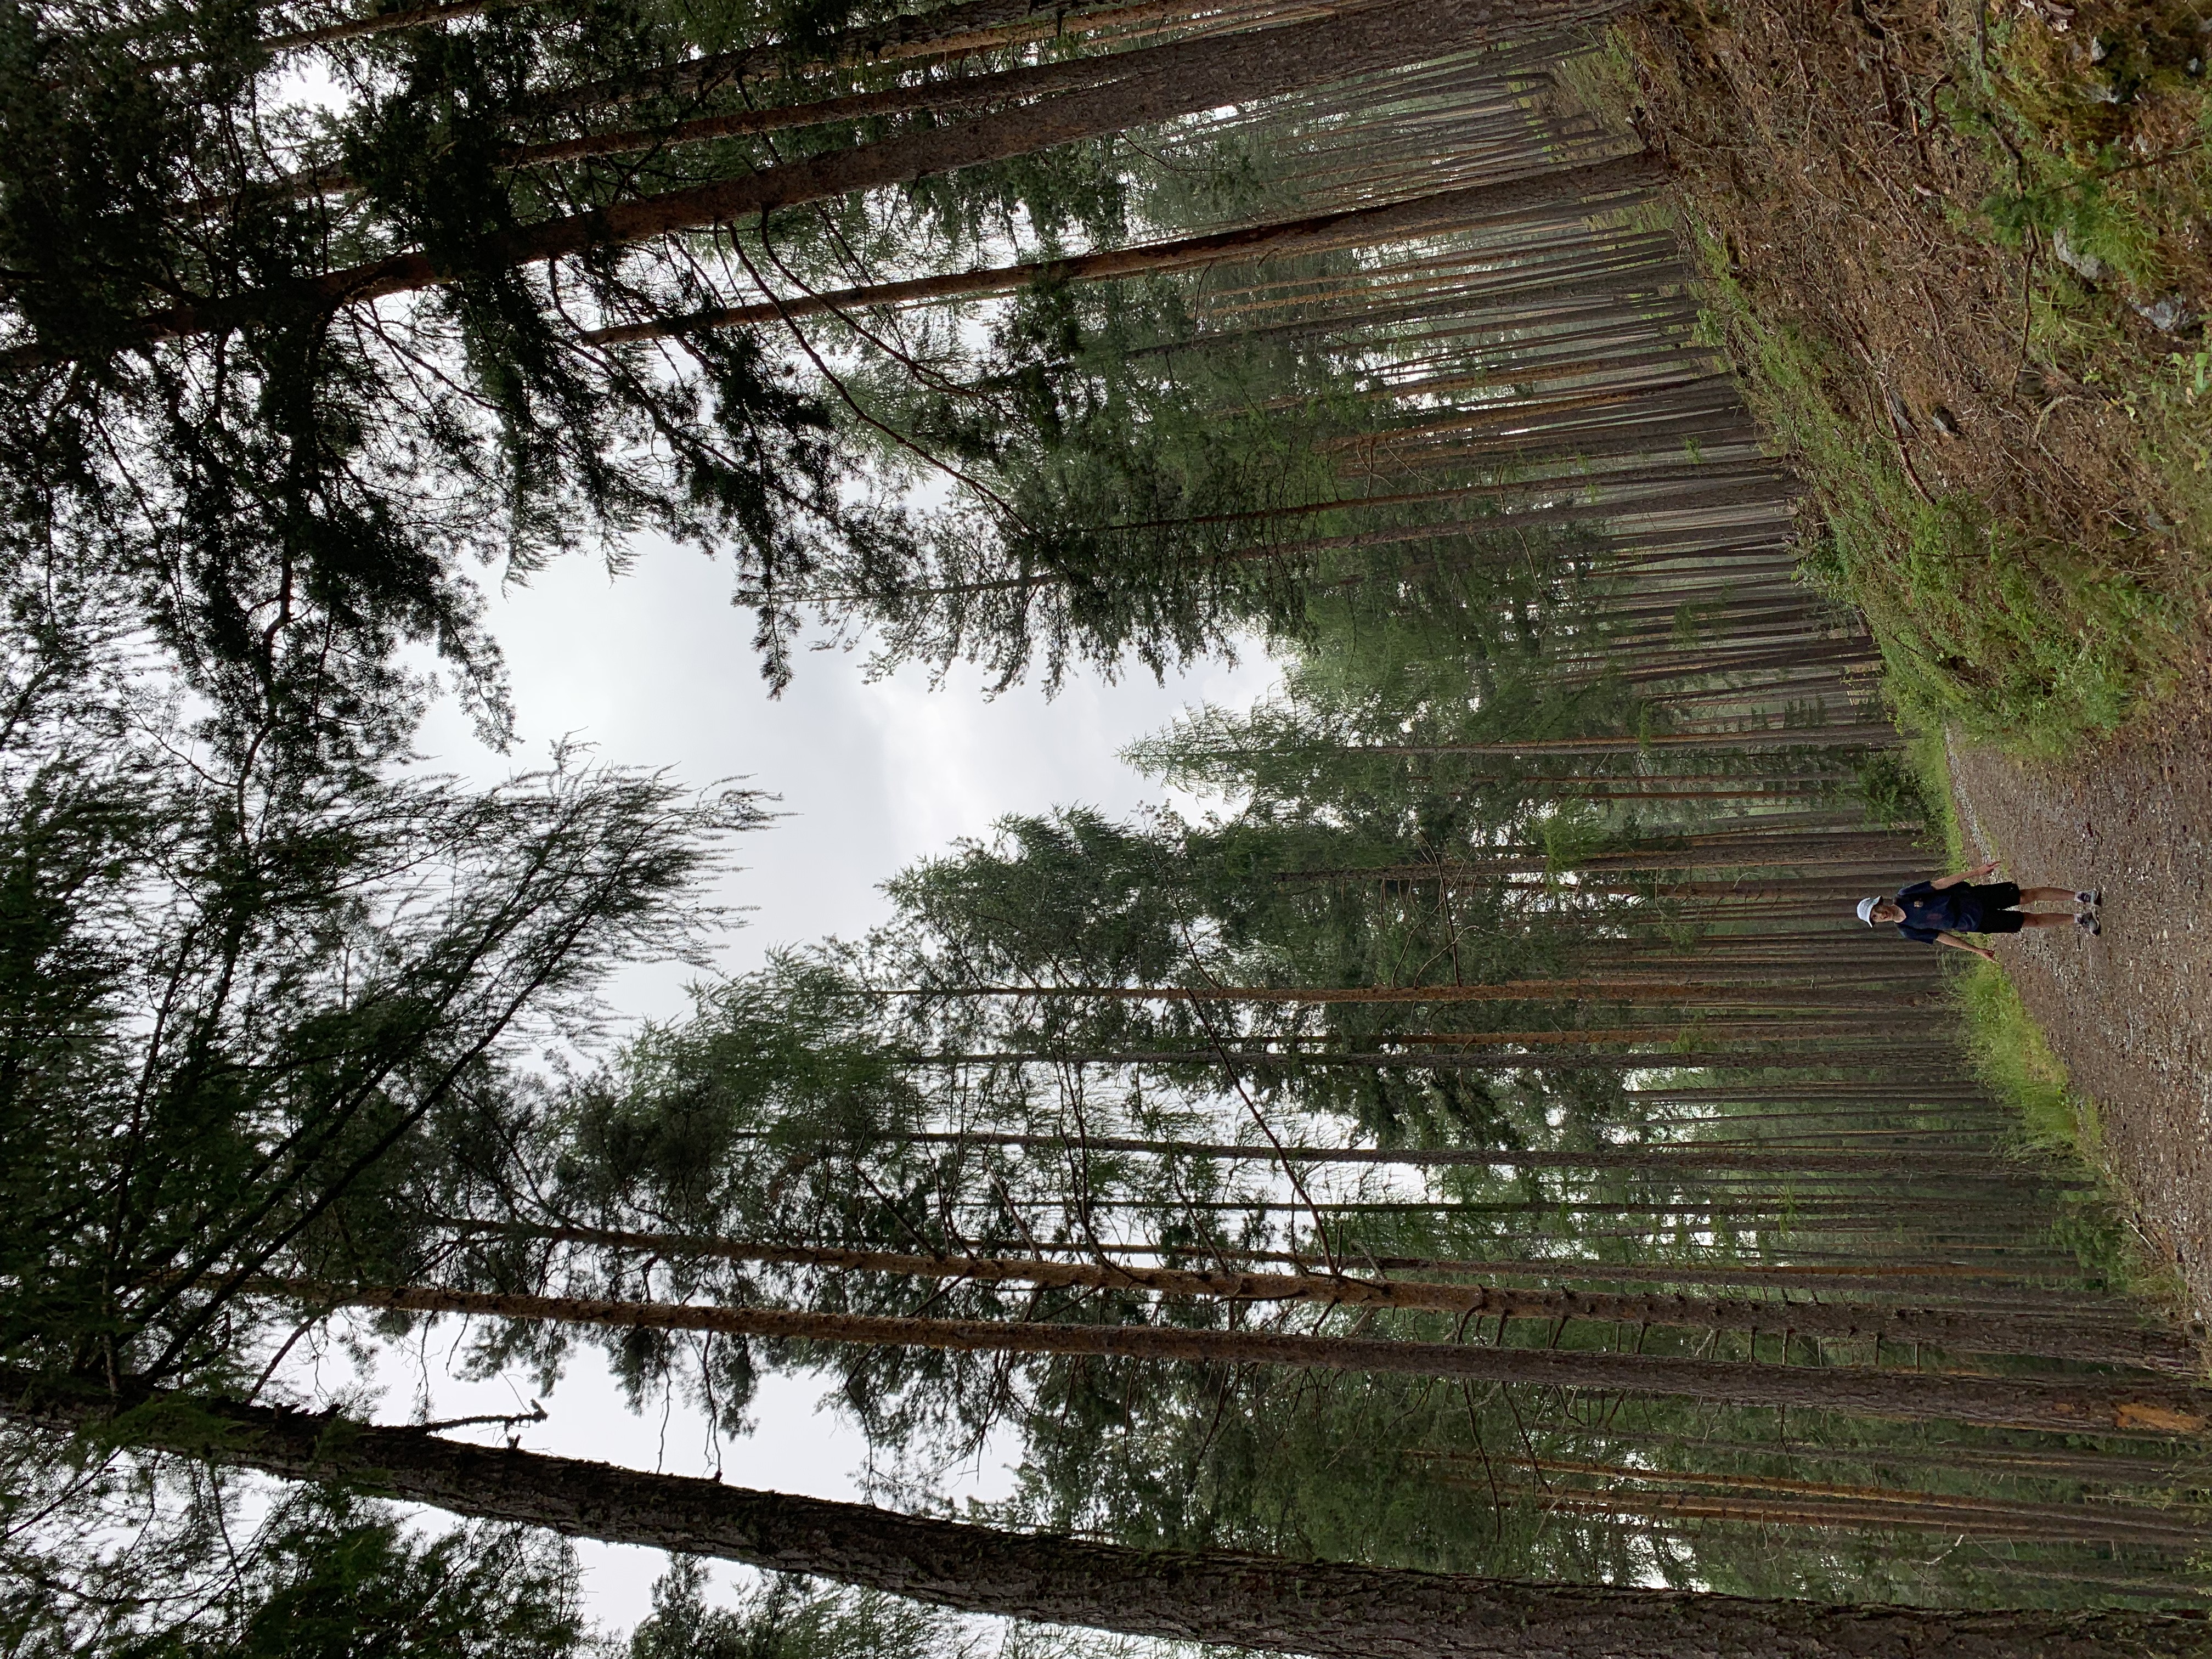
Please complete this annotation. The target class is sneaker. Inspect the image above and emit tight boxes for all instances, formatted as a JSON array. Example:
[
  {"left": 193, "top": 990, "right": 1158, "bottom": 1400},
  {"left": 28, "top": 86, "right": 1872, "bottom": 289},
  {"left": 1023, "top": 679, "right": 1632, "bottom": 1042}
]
[
  {"left": 2076, "top": 912, "right": 2101, "bottom": 935},
  {"left": 2076, "top": 889, "right": 2102, "bottom": 907}
]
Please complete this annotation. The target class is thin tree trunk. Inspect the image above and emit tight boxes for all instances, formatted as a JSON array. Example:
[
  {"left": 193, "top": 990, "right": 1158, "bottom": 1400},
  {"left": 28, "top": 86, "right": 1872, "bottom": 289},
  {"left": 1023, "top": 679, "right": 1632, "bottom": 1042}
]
[
  {"left": 11, "top": 1387, "right": 2203, "bottom": 1659},
  {"left": 453, "top": 1222, "right": 2202, "bottom": 1372},
  {"left": 127, "top": 0, "right": 543, "bottom": 64},
  {"left": 532, "top": 0, "right": 1280, "bottom": 114},
  {"left": 1477, "top": 1458, "right": 2212, "bottom": 1546},
  {"left": 1515, "top": 1431, "right": 2212, "bottom": 1487},
  {"left": 888, "top": 980, "right": 1934, "bottom": 1009},
  {"left": 893, "top": 1048, "right": 1948, "bottom": 1073},
  {"left": 1486, "top": 1482, "right": 2208, "bottom": 1548},
  {"left": 281, "top": 1280, "right": 2212, "bottom": 1434},
  {"left": 584, "top": 157, "right": 1654, "bottom": 343},
  {"left": 1047, "top": 1240, "right": 2107, "bottom": 1295},
  {"left": 1205, "top": 727, "right": 1905, "bottom": 758},
  {"left": 813, "top": 1125, "right": 2027, "bottom": 1176}
]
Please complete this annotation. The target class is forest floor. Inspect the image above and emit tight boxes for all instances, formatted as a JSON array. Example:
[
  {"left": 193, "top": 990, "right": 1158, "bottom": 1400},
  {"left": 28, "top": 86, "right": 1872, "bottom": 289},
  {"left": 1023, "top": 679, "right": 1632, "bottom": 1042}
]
[
  {"left": 1595, "top": 0, "right": 2212, "bottom": 755},
  {"left": 1589, "top": 0, "right": 2212, "bottom": 1323}
]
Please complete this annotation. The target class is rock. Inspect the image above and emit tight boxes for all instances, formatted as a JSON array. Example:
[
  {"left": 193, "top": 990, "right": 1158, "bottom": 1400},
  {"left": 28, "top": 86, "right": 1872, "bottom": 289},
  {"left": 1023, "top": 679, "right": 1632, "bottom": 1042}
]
[
  {"left": 1883, "top": 390, "right": 1917, "bottom": 435},
  {"left": 2133, "top": 294, "right": 2196, "bottom": 333},
  {"left": 2050, "top": 225, "right": 2104, "bottom": 280}
]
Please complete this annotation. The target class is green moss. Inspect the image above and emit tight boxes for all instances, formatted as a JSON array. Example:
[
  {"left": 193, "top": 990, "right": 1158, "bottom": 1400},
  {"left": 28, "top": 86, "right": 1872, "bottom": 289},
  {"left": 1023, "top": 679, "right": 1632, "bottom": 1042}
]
[{"left": 1547, "top": 32, "right": 1645, "bottom": 128}]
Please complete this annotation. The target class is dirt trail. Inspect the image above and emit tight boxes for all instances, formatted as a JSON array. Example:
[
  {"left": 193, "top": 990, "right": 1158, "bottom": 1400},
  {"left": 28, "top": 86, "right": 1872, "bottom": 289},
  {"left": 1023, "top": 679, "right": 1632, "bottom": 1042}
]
[{"left": 1948, "top": 670, "right": 2212, "bottom": 1324}]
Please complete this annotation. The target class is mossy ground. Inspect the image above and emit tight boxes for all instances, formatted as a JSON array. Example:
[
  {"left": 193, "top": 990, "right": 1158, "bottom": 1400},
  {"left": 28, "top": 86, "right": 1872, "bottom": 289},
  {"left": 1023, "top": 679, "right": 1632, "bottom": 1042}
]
[{"left": 1569, "top": 0, "right": 2212, "bottom": 757}]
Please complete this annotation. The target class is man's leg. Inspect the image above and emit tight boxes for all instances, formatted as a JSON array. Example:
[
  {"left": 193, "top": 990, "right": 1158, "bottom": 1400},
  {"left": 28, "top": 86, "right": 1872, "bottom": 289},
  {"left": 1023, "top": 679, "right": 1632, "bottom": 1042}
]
[
  {"left": 2015, "top": 911, "right": 2078, "bottom": 929},
  {"left": 2017, "top": 886, "right": 2085, "bottom": 906}
]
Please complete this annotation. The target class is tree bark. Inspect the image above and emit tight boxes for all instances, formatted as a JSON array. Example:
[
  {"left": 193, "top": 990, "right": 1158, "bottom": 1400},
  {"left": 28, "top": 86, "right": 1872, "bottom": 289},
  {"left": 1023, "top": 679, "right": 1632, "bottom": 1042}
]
[
  {"left": 883, "top": 1047, "right": 1945, "bottom": 1073},
  {"left": 280, "top": 1280, "right": 2212, "bottom": 1434},
  {"left": 10, "top": 1387, "right": 2201, "bottom": 1659},
  {"left": 1251, "top": 727, "right": 1905, "bottom": 755},
  {"left": 1483, "top": 1482, "right": 2210, "bottom": 1549},
  {"left": 1469, "top": 1458, "right": 2212, "bottom": 1547},
  {"left": 453, "top": 1222, "right": 2202, "bottom": 1372},
  {"left": 1041, "top": 1240, "right": 2097, "bottom": 1294}
]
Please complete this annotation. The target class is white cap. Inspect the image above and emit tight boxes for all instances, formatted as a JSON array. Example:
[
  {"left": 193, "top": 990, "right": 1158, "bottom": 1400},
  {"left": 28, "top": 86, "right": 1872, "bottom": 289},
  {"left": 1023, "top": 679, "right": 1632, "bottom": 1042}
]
[{"left": 1855, "top": 896, "right": 1880, "bottom": 926}]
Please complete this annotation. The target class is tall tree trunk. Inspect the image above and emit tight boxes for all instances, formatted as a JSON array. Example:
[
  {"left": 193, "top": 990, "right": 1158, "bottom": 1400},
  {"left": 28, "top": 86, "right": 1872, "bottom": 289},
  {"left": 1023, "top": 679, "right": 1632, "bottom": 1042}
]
[
  {"left": 1054, "top": 1239, "right": 2098, "bottom": 1294},
  {"left": 130, "top": 0, "right": 545, "bottom": 65},
  {"left": 584, "top": 157, "right": 1654, "bottom": 343},
  {"left": 264, "top": 0, "right": 535, "bottom": 52},
  {"left": 281, "top": 1280, "right": 2212, "bottom": 1434},
  {"left": 889, "top": 979, "right": 1933, "bottom": 1009},
  {"left": 1525, "top": 1431, "right": 2210, "bottom": 1486},
  {"left": 18, "top": 0, "right": 1611, "bottom": 366},
  {"left": 1470, "top": 1458, "right": 2212, "bottom": 1547},
  {"left": 802, "top": 1124, "right": 2024, "bottom": 1176},
  {"left": 891, "top": 1047, "right": 1947, "bottom": 1072},
  {"left": 454, "top": 1222, "right": 2200, "bottom": 1371},
  {"left": 1251, "top": 727, "right": 1905, "bottom": 755},
  {"left": 1485, "top": 1482, "right": 2210, "bottom": 1549},
  {"left": 10, "top": 1388, "right": 2201, "bottom": 1659}
]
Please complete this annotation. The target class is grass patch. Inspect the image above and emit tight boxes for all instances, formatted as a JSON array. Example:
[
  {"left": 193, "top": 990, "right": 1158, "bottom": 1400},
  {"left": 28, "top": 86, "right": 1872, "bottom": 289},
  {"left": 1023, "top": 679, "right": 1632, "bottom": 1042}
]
[
  {"left": 1688, "top": 223, "right": 2182, "bottom": 754},
  {"left": 1955, "top": 953, "right": 2190, "bottom": 1309},
  {"left": 1957, "top": 956, "right": 2098, "bottom": 1157},
  {"left": 1956, "top": 959, "right": 2130, "bottom": 1291}
]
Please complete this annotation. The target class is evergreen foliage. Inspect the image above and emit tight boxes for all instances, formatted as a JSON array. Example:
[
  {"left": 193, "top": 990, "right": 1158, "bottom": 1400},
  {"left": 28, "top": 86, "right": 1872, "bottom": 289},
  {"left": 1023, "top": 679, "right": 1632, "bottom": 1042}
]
[
  {"left": 0, "top": 541, "right": 758, "bottom": 1402},
  {"left": 0, "top": 1440, "right": 588, "bottom": 1657}
]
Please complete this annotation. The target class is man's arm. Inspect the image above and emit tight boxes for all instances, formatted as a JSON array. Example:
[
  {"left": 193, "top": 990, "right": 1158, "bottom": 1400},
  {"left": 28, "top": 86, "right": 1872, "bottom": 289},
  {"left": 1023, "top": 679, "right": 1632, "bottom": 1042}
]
[
  {"left": 1929, "top": 857, "right": 2001, "bottom": 890},
  {"left": 1935, "top": 931, "right": 1997, "bottom": 961}
]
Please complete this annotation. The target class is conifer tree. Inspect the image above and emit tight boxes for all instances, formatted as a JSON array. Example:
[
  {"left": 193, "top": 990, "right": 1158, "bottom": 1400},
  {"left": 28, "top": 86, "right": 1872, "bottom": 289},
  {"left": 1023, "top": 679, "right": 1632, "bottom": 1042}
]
[{"left": 1, "top": 0, "right": 1621, "bottom": 746}]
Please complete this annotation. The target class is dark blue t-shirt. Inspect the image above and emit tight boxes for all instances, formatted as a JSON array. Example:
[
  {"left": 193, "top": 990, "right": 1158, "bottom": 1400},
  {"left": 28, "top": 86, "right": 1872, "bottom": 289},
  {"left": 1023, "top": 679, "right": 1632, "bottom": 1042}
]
[{"left": 1894, "top": 879, "right": 1994, "bottom": 943}]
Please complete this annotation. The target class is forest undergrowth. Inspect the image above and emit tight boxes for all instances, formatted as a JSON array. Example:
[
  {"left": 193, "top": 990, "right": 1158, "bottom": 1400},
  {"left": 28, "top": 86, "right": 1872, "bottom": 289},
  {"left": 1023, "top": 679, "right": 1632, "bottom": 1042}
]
[{"left": 1582, "top": 0, "right": 2212, "bottom": 754}]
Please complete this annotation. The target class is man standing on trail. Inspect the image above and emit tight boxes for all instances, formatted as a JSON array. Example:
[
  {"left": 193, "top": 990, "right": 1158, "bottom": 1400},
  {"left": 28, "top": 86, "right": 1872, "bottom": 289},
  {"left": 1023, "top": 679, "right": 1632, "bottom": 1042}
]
[{"left": 1855, "top": 859, "right": 2102, "bottom": 960}]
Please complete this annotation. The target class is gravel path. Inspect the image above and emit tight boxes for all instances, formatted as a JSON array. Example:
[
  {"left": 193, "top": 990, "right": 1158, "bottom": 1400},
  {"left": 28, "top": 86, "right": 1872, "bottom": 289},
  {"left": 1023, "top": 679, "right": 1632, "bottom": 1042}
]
[{"left": 1946, "top": 674, "right": 2212, "bottom": 1327}]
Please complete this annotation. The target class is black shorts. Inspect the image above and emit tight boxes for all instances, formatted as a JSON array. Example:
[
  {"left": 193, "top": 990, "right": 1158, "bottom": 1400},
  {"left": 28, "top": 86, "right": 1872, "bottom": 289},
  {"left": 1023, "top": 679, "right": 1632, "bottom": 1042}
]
[{"left": 1963, "top": 881, "right": 2024, "bottom": 933}]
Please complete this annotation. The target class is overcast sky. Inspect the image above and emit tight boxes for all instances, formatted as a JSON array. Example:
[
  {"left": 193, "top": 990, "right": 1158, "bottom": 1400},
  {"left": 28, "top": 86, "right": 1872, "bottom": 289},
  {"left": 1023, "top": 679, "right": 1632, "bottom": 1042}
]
[
  {"left": 413, "top": 534, "right": 1277, "bottom": 1022},
  {"left": 396, "top": 536, "right": 1280, "bottom": 1633}
]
